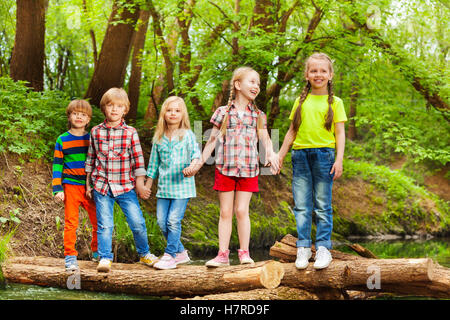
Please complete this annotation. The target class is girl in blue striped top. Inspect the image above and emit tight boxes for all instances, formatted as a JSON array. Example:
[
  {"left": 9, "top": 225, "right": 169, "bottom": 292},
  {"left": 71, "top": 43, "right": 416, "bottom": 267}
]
[{"left": 144, "top": 96, "right": 201, "bottom": 270}]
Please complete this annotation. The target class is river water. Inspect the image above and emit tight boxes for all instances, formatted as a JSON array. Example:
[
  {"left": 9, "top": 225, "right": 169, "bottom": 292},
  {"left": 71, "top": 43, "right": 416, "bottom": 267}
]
[{"left": 0, "top": 238, "right": 448, "bottom": 300}]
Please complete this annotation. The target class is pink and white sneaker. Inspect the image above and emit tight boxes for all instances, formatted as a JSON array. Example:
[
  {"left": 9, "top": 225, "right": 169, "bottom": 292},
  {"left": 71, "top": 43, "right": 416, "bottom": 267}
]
[
  {"left": 238, "top": 249, "right": 254, "bottom": 264},
  {"left": 205, "top": 250, "right": 230, "bottom": 267},
  {"left": 154, "top": 253, "right": 177, "bottom": 270},
  {"left": 175, "top": 250, "right": 191, "bottom": 265}
]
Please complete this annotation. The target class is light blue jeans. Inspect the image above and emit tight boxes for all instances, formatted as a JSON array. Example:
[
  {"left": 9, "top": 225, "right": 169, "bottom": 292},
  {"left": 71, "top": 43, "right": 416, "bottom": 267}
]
[
  {"left": 156, "top": 198, "right": 189, "bottom": 257},
  {"left": 292, "top": 148, "right": 335, "bottom": 250},
  {"left": 93, "top": 189, "right": 150, "bottom": 261}
]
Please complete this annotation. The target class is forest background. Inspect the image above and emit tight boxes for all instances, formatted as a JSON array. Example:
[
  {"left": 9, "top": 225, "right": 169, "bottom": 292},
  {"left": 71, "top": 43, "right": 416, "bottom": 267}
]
[{"left": 0, "top": 0, "right": 448, "bottom": 262}]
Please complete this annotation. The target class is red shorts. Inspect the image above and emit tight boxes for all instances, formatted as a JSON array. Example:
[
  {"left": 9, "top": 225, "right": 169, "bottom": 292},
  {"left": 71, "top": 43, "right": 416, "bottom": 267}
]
[{"left": 213, "top": 168, "right": 259, "bottom": 192}]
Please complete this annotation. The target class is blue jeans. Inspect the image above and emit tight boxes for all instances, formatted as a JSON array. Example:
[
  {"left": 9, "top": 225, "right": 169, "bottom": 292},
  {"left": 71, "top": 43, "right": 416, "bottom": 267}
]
[
  {"left": 93, "top": 189, "right": 150, "bottom": 261},
  {"left": 291, "top": 148, "right": 335, "bottom": 250},
  {"left": 156, "top": 198, "right": 189, "bottom": 257}
]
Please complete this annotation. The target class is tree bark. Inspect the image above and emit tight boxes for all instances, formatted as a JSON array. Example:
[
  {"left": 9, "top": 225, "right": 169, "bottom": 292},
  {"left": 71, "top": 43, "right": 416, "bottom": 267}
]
[
  {"left": 3, "top": 257, "right": 284, "bottom": 297},
  {"left": 127, "top": 9, "right": 151, "bottom": 124},
  {"left": 84, "top": 0, "right": 140, "bottom": 107},
  {"left": 10, "top": 0, "right": 47, "bottom": 91},
  {"left": 347, "top": 80, "right": 358, "bottom": 140}
]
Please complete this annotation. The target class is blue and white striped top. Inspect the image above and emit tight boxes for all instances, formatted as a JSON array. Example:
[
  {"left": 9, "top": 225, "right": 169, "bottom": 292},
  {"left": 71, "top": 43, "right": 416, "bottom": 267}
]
[{"left": 146, "top": 129, "right": 201, "bottom": 199}]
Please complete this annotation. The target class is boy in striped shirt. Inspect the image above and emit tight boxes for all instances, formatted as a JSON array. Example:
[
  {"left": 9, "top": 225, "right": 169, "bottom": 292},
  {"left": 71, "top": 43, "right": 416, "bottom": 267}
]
[{"left": 52, "top": 100, "right": 98, "bottom": 272}]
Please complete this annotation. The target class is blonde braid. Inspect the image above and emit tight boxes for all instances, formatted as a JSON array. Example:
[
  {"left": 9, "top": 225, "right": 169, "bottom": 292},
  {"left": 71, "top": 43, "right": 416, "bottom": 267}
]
[
  {"left": 324, "top": 80, "right": 334, "bottom": 131},
  {"left": 219, "top": 84, "right": 235, "bottom": 136},
  {"left": 292, "top": 82, "right": 311, "bottom": 133}
]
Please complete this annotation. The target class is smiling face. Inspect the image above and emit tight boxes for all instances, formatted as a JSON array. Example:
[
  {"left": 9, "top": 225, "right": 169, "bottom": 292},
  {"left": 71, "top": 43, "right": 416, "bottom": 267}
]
[
  {"left": 68, "top": 110, "right": 90, "bottom": 130},
  {"left": 235, "top": 70, "right": 260, "bottom": 102},
  {"left": 305, "top": 58, "right": 333, "bottom": 93}
]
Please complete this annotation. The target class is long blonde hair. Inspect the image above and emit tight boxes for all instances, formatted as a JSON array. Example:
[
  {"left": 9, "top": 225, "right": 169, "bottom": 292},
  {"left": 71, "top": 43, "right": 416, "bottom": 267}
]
[
  {"left": 153, "top": 96, "right": 191, "bottom": 143},
  {"left": 219, "top": 67, "right": 265, "bottom": 136},
  {"left": 292, "top": 53, "right": 335, "bottom": 133}
]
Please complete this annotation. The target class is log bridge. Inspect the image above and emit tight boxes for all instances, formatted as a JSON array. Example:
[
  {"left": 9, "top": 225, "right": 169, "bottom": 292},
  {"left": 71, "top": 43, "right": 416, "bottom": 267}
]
[{"left": 2, "top": 234, "right": 449, "bottom": 299}]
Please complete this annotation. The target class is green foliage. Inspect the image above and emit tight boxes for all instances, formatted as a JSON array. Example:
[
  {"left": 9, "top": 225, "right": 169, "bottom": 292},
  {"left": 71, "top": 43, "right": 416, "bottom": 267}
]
[
  {"left": 0, "top": 227, "right": 16, "bottom": 286},
  {"left": 0, "top": 76, "right": 103, "bottom": 160}
]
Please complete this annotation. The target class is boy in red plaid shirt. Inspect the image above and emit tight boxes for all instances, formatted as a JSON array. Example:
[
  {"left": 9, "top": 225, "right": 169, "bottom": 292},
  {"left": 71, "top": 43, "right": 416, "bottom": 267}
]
[{"left": 85, "top": 88, "right": 158, "bottom": 272}]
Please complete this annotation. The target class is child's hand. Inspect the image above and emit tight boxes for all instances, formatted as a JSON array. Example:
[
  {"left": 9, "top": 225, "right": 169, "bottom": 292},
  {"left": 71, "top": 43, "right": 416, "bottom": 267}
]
[
  {"left": 183, "top": 162, "right": 201, "bottom": 177},
  {"left": 330, "top": 159, "right": 343, "bottom": 180},
  {"left": 86, "top": 186, "right": 93, "bottom": 199},
  {"left": 137, "top": 184, "right": 151, "bottom": 200},
  {"left": 267, "top": 153, "right": 280, "bottom": 175},
  {"left": 54, "top": 192, "right": 65, "bottom": 202}
]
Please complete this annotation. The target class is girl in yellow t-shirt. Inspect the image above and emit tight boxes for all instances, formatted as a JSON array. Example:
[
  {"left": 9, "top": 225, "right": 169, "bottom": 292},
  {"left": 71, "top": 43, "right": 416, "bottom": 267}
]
[{"left": 277, "top": 52, "right": 347, "bottom": 270}]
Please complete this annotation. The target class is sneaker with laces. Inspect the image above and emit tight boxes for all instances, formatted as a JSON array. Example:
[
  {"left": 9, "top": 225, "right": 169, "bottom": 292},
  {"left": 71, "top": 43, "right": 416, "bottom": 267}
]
[
  {"left": 140, "top": 252, "right": 159, "bottom": 267},
  {"left": 175, "top": 250, "right": 190, "bottom": 265},
  {"left": 313, "top": 246, "right": 332, "bottom": 269},
  {"left": 238, "top": 249, "right": 254, "bottom": 264},
  {"left": 97, "top": 258, "right": 112, "bottom": 273},
  {"left": 205, "top": 250, "right": 230, "bottom": 267},
  {"left": 295, "top": 247, "right": 312, "bottom": 269},
  {"left": 154, "top": 253, "right": 177, "bottom": 270}
]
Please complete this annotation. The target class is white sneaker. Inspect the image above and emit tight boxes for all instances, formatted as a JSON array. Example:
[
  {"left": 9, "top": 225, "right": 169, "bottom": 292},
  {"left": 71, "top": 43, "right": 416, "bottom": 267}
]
[
  {"left": 313, "top": 246, "right": 332, "bottom": 269},
  {"left": 295, "top": 247, "right": 312, "bottom": 269},
  {"left": 97, "top": 258, "right": 112, "bottom": 273}
]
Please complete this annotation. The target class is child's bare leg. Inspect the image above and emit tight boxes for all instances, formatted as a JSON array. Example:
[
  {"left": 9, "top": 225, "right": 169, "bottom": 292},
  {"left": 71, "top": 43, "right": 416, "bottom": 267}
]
[
  {"left": 218, "top": 191, "right": 235, "bottom": 252},
  {"left": 234, "top": 191, "right": 253, "bottom": 250}
]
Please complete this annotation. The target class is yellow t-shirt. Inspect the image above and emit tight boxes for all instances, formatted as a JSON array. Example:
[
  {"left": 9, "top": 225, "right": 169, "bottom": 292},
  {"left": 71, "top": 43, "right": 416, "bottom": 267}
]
[{"left": 288, "top": 94, "right": 347, "bottom": 149}]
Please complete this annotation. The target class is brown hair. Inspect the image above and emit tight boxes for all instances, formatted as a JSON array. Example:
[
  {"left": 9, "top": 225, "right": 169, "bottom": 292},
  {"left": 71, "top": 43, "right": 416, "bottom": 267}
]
[
  {"left": 292, "top": 53, "right": 335, "bottom": 133},
  {"left": 99, "top": 87, "right": 130, "bottom": 116},
  {"left": 219, "top": 66, "right": 265, "bottom": 136},
  {"left": 66, "top": 99, "right": 92, "bottom": 129}
]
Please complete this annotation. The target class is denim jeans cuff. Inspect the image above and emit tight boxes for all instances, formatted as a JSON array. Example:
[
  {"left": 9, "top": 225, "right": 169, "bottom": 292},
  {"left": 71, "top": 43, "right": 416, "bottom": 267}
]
[
  {"left": 296, "top": 239, "right": 312, "bottom": 248},
  {"left": 315, "top": 240, "right": 332, "bottom": 250}
]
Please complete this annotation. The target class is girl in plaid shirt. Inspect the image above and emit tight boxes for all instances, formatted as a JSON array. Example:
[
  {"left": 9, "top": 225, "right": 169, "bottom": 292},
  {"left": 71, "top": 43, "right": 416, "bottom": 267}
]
[
  {"left": 143, "top": 96, "right": 201, "bottom": 270},
  {"left": 185, "top": 67, "right": 279, "bottom": 267}
]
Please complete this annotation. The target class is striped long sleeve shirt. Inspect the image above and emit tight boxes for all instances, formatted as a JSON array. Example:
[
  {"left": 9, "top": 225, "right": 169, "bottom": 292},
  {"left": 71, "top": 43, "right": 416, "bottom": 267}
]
[{"left": 52, "top": 131, "right": 90, "bottom": 194}]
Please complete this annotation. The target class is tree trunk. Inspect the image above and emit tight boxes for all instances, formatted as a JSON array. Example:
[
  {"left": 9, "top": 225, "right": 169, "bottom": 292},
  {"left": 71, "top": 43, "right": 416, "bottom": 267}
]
[
  {"left": 10, "top": 0, "right": 47, "bottom": 91},
  {"left": 84, "top": 0, "right": 140, "bottom": 107},
  {"left": 3, "top": 257, "right": 284, "bottom": 297},
  {"left": 127, "top": 9, "right": 151, "bottom": 124},
  {"left": 347, "top": 81, "right": 358, "bottom": 140}
]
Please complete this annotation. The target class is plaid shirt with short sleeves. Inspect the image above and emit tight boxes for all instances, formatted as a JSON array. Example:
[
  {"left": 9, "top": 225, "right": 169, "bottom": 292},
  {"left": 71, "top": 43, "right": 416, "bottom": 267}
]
[
  {"left": 210, "top": 103, "right": 266, "bottom": 178},
  {"left": 146, "top": 130, "right": 201, "bottom": 199},
  {"left": 85, "top": 120, "right": 147, "bottom": 197}
]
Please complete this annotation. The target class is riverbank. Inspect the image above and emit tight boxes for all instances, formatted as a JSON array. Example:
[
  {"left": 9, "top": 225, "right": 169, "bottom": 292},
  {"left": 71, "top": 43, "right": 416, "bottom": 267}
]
[{"left": 0, "top": 152, "right": 448, "bottom": 263}]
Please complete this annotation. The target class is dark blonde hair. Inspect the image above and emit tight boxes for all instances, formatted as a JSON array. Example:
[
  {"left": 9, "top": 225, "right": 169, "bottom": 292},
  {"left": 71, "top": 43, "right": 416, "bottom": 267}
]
[
  {"left": 66, "top": 99, "right": 92, "bottom": 129},
  {"left": 153, "top": 96, "right": 191, "bottom": 143},
  {"left": 99, "top": 87, "right": 130, "bottom": 116},
  {"left": 219, "top": 66, "right": 265, "bottom": 136},
  {"left": 292, "top": 53, "right": 335, "bottom": 133}
]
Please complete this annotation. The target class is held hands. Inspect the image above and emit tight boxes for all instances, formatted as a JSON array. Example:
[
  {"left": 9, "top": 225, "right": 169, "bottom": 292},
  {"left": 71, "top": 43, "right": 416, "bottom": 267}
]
[
  {"left": 183, "top": 161, "right": 202, "bottom": 178},
  {"left": 265, "top": 153, "right": 281, "bottom": 175},
  {"left": 139, "top": 185, "right": 152, "bottom": 200}
]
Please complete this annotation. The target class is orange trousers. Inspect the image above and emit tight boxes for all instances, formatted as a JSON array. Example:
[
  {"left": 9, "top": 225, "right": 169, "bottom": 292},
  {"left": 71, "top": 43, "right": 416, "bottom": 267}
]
[{"left": 63, "top": 184, "right": 98, "bottom": 256}]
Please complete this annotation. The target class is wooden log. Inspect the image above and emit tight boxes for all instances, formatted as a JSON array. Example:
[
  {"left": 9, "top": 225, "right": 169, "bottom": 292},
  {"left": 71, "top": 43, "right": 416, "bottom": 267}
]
[
  {"left": 280, "top": 258, "right": 450, "bottom": 298},
  {"left": 270, "top": 240, "right": 363, "bottom": 262},
  {"left": 3, "top": 256, "right": 285, "bottom": 297},
  {"left": 347, "top": 243, "right": 378, "bottom": 259},
  {"left": 183, "top": 286, "right": 321, "bottom": 300}
]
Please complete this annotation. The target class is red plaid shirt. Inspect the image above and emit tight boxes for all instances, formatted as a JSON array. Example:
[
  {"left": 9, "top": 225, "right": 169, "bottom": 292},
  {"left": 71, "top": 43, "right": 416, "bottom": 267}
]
[
  {"left": 210, "top": 103, "right": 267, "bottom": 178},
  {"left": 85, "top": 120, "right": 147, "bottom": 197}
]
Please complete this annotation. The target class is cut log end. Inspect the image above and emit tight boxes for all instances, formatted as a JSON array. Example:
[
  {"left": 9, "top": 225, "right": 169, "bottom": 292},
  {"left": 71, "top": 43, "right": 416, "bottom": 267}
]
[{"left": 260, "top": 261, "right": 285, "bottom": 289}]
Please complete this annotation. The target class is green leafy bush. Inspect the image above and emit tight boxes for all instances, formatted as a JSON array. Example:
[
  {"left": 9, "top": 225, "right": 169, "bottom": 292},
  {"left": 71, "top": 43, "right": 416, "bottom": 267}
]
[{"left": 0, "top": 77, "right": 103, "bottom": 160}]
